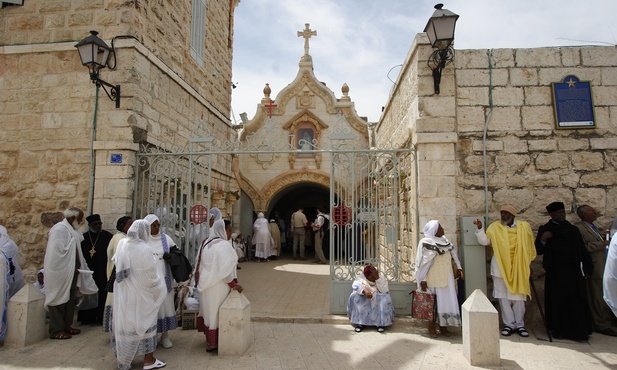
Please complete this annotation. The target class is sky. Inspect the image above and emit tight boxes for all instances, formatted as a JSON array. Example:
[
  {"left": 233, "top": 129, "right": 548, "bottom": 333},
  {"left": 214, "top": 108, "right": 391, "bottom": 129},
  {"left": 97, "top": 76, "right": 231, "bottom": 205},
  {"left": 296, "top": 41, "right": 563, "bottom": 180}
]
[{"left": 230, "top": 0, "right": 617, "bottom": 124}]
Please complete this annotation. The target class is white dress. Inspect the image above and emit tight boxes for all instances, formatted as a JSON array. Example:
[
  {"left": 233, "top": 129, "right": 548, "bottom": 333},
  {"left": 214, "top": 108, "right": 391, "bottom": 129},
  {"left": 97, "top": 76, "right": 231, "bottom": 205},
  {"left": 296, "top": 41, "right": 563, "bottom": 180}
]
[{"left": 147, "top": 233, "right": 178, "bottom": 333}]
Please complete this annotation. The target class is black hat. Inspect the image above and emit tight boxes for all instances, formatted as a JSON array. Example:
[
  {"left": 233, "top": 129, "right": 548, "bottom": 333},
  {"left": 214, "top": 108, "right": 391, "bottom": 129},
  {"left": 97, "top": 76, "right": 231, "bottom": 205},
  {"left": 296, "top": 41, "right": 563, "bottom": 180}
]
[
  {"left": 86, "top": 214, "right": 102, "bottom": 224},
  {"left": 546, "top": 202, "right": 565, "bottom": 214},
  {"left": 116, "top": 216, "right": 132, "bottom": 232}
]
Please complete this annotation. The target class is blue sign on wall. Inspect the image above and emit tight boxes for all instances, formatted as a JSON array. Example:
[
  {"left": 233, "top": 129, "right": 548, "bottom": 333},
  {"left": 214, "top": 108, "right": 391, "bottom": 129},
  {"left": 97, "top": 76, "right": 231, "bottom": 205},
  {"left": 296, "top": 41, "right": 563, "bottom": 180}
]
[
  {"left": 551, "top": 75, "right": 595, "bottom": 129},
  {"left": 110, "top": 153, "right": 123, "bottom": 164}
]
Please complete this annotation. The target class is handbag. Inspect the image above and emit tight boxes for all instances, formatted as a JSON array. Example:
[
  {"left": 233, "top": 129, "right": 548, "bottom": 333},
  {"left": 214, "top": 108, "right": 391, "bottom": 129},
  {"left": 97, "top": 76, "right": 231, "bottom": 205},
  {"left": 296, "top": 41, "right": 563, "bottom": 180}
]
[
  {"left": 411, "top": 289, "right": 437, "bottom": 321},
  {"left": 105, "top": 266, "right": 116, "bottom": 293}
]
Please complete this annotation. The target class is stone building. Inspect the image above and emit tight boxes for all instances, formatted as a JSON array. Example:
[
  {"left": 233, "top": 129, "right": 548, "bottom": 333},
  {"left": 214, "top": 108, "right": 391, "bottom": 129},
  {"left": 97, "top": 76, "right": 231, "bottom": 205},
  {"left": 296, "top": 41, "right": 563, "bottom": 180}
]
[
  {"left": 0, "top": 1, "right": 239, "bottom": 276},
  {"left": 380, "top": 33, "right": 617, "bottom": 244}
]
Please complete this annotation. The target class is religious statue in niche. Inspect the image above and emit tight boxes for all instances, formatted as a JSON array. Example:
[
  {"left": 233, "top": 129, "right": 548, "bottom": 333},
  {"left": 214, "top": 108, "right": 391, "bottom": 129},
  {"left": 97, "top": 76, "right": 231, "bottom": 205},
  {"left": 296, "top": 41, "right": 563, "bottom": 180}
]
[{"left": 297, "top": 128, "right": 314, "bottom": 150}]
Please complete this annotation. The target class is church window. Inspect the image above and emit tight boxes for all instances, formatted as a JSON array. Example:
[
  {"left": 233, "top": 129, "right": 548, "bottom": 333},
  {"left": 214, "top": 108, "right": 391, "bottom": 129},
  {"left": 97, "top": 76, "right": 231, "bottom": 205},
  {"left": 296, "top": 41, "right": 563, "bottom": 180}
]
[
  {"left": 190, "top": 0, "right": 207, "bottom": 68},
  {"left": 297, "top": 126, "right": 315, "bottom": 154}
]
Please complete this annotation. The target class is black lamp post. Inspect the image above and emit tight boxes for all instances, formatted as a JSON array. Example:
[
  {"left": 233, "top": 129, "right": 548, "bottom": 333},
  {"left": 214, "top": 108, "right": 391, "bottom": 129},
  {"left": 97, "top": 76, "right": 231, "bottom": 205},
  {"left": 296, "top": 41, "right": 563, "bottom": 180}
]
[
  {"left": 424, "top": 4, "right": 459, "bottom": 94},
  {"left": 75, "top": 30, "right": 121, "bottom": 108}
]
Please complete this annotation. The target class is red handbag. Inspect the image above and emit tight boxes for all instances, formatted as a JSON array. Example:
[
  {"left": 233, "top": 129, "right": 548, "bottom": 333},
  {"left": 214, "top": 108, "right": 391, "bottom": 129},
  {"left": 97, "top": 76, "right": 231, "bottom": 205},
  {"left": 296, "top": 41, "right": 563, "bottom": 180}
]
[{"left": 411, "top": 290, "right": 437, "bottom": 321}]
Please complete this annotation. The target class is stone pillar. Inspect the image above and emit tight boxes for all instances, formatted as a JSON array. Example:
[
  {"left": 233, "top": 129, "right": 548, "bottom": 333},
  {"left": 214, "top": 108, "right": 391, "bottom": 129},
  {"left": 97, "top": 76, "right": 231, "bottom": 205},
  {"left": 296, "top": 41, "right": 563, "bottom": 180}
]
[
  {"left": 218, "top": 290, "right": 252, "bottom": 356},
  {"left": 4, "top": 285, "right": 46, "bottom": 347},
  {"left": 462, "top": 289, "right": 500, "bottom": 366}
]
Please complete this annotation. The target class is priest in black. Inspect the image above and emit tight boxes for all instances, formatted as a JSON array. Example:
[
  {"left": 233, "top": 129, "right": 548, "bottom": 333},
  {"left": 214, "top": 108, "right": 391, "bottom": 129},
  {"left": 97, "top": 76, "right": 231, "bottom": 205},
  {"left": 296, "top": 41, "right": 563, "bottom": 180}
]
[
  {"left": 78, "top": 214, "right": 113, "bottom": 325},
  {"left": 535, "top": 201, "right": 593, "bottom": 342}
]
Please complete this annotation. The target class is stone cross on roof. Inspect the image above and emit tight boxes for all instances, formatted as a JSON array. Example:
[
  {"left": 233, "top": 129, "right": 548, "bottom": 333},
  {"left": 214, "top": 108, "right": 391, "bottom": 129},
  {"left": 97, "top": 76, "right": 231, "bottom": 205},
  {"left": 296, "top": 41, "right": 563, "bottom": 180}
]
[{"left": 297, "top": 23, "right": 317, "bottom": 60}]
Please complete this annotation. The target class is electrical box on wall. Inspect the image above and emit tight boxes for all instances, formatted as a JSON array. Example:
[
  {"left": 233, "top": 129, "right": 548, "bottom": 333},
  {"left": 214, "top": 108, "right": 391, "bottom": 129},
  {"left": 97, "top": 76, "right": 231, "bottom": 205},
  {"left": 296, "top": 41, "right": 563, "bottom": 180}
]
[{"left": 459, "top": 216, "right": 488, "bottom": 298}]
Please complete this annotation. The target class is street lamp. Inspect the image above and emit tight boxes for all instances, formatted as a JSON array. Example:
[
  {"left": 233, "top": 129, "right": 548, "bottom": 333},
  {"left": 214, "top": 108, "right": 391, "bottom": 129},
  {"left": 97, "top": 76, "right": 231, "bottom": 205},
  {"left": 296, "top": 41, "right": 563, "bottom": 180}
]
[
  {"left": 75, "top": 30, "right": 121, "bottom": 108},
  {"left": 424, "top": 4, "right": 459, "bottom": 94}
]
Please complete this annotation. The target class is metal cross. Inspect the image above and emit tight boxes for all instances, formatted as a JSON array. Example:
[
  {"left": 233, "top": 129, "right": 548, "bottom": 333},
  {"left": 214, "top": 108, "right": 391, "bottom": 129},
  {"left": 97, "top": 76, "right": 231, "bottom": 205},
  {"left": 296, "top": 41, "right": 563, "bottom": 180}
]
[{"left": 265, "top": 100, "right": 277, "bottom": 118}]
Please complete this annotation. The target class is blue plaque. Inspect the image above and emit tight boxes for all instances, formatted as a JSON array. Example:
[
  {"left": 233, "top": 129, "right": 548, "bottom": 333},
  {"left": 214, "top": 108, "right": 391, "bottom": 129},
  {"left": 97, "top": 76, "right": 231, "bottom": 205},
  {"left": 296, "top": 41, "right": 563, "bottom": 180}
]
[
  {"left": 551, "top": 75, "right": 595, "bottom": 129},
  {"left": 110, "top": 153, "right": 123, "bottom": 164}
]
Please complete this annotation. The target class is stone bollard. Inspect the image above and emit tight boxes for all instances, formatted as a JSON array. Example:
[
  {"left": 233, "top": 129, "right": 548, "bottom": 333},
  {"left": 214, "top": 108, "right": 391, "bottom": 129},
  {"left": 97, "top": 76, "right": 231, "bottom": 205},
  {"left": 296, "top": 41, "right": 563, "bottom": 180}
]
[
  {"left": 4, "top": 284, "right": 46, "bottom": 347},
  {"left": 462, "top": 289, "right": 500, "bottom": 366},
  {"left": 218, "top": 290, "right": 252, "bottom": 356}
]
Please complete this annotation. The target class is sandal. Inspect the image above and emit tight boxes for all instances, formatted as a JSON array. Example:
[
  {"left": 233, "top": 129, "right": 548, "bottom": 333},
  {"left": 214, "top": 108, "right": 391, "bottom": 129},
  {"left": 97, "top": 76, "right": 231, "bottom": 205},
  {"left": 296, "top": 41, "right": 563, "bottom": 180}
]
[
  {"left": 501, "top": 326, "right": 513, "bottom": 336},
  {"left": 516, "top": 327, "right": 529, "bottom": 337},
  {"left": 51, "top": 331, "right": 72, "bottom": 340},
  {"left": 67, "top": 327, "right": 81, "bottom": 335},
  {"left": 143, "top": 359, "right": 166, "bottom": 370}
]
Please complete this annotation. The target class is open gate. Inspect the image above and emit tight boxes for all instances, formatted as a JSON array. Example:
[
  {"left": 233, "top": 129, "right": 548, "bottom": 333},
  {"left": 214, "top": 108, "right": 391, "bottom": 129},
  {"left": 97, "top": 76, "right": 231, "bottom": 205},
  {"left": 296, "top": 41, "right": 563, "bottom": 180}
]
[{"left": 134, "top": 120, "right": 417, "bottom": 315}]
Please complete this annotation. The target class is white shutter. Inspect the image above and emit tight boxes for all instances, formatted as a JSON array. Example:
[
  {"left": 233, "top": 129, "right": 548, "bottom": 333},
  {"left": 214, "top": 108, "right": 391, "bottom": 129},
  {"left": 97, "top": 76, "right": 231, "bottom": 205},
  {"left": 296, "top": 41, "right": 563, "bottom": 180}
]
[{"left": 189, "top": 0, "right": 206, "bottom": 68}]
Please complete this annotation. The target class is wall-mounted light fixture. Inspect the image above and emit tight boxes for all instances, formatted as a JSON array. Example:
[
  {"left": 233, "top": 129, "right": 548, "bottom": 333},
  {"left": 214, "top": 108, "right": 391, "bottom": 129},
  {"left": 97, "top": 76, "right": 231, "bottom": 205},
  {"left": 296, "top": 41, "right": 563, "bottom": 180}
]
[
  {"left": 424, "top": 4, "right": 459, "bottom": 94},
  {"left": 75, "top": 30, "right": 121, "bottom": 108}
]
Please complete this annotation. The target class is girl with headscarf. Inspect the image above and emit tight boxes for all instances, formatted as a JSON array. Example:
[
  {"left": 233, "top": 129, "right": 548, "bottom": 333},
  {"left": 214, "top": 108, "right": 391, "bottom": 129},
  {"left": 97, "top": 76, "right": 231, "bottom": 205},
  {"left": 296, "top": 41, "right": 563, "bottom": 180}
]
[
  {"left": 415, "top": 220, "right": 464, "bottom": 338},
  {"left": 346, "top": 264, "right": 394, "bottom": 333},
  {"left": 194, "top": 219, "right": 243, "bottom": 352},
  {"left": 112, "top": 220, "right": 167, "bottom": 370},
  {"left": 33, "top": 269, "right": 45, "bottom": 295},
  {"left": 144, "top": 214, "right": 178, "bottom": 349},
  {"left": 102, "top": 216, "right": 132, "bottom": 333},
  {"left": 0, "top": 225, "right": 25, "bottom": 298},
  {"left": 252, "top": 213, "right": 273, "bottom": 262}
]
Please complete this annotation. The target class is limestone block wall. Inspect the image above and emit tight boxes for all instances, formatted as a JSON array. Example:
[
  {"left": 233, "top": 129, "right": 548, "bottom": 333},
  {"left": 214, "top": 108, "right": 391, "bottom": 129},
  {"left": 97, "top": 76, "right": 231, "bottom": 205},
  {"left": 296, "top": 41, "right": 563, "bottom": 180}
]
[
  {"left": 0, "top": 2, "right": 237, "bottom": 277},
  {"left": 0, "top": 0, "right": 235, "bottom": 118},
  {"left": 456, "top": 46, "right": 617, "bottom": 230}
]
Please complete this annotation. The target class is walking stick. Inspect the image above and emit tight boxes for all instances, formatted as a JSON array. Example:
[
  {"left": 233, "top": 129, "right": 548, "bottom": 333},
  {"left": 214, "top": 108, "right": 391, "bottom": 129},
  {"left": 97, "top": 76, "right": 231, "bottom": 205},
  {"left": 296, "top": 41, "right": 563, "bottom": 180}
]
[{"left": 529, "top": 276, "right": 552, "bottom": 342}]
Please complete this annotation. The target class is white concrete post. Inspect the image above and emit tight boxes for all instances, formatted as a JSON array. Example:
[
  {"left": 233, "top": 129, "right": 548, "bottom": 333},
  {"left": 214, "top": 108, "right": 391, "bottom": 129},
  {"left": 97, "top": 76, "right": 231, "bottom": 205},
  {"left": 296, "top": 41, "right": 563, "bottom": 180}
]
[
  {"left": 462, "top": 289, "right": 500, "bottom": 366},
  {"left": 218, "top": 290, "right": 252, "bottom": 356},
  {"left": 4, "top": 284, "right": 46, "bottom": 347}
]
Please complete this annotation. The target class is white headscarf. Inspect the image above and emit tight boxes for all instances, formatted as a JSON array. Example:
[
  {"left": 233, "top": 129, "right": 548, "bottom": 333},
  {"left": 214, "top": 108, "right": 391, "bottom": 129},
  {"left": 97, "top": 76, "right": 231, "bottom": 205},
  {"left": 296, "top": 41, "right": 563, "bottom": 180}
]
[
  {"left": 33, "top": 268, "right": 45, "bottom": 294},
  {"left": 113, "top": 220, "right": 166, "bottom": 370},
  {"left": 144, "top": 214, "right": 159, "bottom": 229},
  {"left": 209, "top": 208, "right": 222, "bottom": 223},
  {"left": 422, "top": 220, "right": 440, "bottom": 239},
  {"left": 196, "top": 219, "right": 237, "bottom": 293}
]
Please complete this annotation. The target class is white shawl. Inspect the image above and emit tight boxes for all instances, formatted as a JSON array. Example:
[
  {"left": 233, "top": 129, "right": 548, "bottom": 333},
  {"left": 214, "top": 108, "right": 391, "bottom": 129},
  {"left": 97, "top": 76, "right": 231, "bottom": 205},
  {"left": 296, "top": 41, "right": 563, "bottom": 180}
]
[
  {"left": 113, "top": 220, "right": 166, "bottom": 368},
  {"left": 196, "top": 219, "right": 237, "bottom": 293},
  {"left": 44, "top": 219, "right": 93, "bottom": 309},
  {"left": 0, "top": 225, "right": 24, "bottom": 298},
  {"left": 603, "top": 236, "right": 617, "bottom": 317}
]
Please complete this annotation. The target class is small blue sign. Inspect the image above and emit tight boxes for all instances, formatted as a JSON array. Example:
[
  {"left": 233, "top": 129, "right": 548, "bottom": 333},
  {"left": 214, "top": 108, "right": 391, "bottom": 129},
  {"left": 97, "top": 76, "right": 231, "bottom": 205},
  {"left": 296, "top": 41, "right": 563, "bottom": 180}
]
[
  {"left": 110, "top": 153, "right": 123, "bottom": 164},
  {"left": 552, "top": 75, "right": 595, "bottom": 129}
]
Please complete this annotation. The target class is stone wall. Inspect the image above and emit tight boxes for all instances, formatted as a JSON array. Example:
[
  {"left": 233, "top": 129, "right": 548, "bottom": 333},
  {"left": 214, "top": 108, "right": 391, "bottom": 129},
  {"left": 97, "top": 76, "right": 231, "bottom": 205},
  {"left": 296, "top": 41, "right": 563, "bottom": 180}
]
[{"left": 0, "top": 1, "right": 237, "bottom": 277}]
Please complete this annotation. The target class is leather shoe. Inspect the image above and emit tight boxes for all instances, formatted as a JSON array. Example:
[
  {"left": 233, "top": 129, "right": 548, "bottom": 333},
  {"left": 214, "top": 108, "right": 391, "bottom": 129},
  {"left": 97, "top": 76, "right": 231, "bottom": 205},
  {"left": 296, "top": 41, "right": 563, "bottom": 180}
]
[{"left": 597, "top": 328, "right": 617, "bottom": 337}]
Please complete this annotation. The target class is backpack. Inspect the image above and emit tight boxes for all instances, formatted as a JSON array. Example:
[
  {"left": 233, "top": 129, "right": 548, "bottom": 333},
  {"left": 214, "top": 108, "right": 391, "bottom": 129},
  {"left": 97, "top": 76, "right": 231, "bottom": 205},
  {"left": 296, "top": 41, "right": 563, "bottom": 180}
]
[
  {"left": 318, "top": 214, "right": 330, "bottom": 237},
  {"left": 169, "top": 246, "right": 193, "bottom": 283}
]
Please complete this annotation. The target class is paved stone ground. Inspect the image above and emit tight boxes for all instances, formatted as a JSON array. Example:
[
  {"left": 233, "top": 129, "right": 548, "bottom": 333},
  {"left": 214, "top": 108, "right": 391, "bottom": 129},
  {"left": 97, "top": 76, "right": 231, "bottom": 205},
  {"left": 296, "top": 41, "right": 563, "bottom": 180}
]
[{"left": 2, "top": 257, "right": 617, "bottom": 369}]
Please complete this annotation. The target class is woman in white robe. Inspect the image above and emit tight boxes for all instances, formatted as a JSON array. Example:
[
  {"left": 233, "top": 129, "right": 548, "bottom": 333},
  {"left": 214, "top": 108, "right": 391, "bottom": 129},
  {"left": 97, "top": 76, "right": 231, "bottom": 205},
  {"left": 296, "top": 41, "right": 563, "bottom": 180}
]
[
  {"left": 195, "top": 219, "right": 243, "bottom": 352},
  {"left": 103, "top": 216, "right": 132, "bottom": 333},
  {"left": 0, "top": 251, "right": 9, "bottom": 342},
  {"left": 603, "top": 235, "right": 617, "bottom": 317},
  {"left": 112, "top": 220, "right": 166, "bottom": 370},
  {"left": 0, "top": 225, "right": 24, "bottom": 298},
  {"left": 415, "top": 220, "right": 464, "bottom": 337},
  {"left": 144, "top": 214, "right": 178, "bottom": 349},
  {"left": 252, "top": 213, "right": 272, "bottom": 261}
]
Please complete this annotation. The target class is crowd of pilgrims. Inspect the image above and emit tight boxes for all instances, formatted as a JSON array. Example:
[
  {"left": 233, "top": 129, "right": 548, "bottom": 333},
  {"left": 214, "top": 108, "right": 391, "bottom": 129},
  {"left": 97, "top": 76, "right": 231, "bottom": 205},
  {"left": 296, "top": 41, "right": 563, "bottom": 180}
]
[{"left": 2, "top": 201, "right": 617, "bottom": 367}]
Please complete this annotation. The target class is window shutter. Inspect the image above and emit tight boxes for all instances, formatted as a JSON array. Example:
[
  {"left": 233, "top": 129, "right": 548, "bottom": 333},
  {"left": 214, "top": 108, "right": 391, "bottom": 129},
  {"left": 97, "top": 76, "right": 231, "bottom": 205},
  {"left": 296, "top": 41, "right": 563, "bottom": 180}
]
[{"left": 190, "top": 0, "right": 206, "bottom": 68}]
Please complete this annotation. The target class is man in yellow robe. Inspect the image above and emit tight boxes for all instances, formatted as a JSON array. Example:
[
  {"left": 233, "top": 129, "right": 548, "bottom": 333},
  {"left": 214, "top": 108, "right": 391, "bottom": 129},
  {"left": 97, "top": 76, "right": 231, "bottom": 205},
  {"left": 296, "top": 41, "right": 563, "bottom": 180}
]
[{"left": 474, "top": 205, "right": 536, "bottom": 337}]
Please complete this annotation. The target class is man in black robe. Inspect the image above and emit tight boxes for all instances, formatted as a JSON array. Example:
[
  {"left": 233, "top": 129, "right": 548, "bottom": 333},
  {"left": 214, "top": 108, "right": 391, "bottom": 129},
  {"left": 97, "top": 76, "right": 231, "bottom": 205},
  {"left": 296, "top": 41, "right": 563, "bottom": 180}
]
[
  {"left": 535, "top": 201, "right": 593, "bottom": 342},
  {"left": 78, "top": 214, "right": 113, "bottom": 325}
]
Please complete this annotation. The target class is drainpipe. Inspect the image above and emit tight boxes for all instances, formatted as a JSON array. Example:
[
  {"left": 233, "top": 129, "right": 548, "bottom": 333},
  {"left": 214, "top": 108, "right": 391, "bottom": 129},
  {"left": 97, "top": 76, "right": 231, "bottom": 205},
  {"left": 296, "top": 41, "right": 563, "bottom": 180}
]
[
  {"left": 87, "top": 85, "right": 100, "bottom": 216},
  {"left": 482, "top": 50, "right": 494, "bottom": 217}
]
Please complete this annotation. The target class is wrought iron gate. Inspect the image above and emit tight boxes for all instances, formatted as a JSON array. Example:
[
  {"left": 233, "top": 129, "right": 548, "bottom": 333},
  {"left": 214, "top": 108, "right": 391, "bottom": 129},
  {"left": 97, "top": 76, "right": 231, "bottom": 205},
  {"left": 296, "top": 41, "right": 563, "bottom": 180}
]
[{"left": 133, "top": 120, "right": 417, "bottom": 315}]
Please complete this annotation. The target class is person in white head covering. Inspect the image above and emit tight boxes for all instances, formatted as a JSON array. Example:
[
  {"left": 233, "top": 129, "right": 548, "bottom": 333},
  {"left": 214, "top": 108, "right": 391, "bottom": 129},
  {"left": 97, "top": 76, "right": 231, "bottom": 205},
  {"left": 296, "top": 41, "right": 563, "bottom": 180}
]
[
  {"left": 604, "top": 235, "right": 617, "bottom": 317},
  {"left": 0, "top": 225, "right": 24, "bottom": 298},
  {"left": 415, "top": 220, "right": 463, "bottom": 338},
  {"left": 144, "top": 214, "right": 178, "bottom": 349},
  {"left": 252, "top": 213, "right": 273, "bottom": 262},
  {"left": 112, "top": 220, "right": 167, "bottom": 370},
  {"left": 209, "top": 207, "right": 222, "bottom": 227},
  {"left": 33, "top": 269, "right": 45, "bottom": 295},
  {"left": 0, "top": 249, "right": 9, "bottom": 342},
  {"left": 194, "top": 219, "right": 243, "bottom": 352}
]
